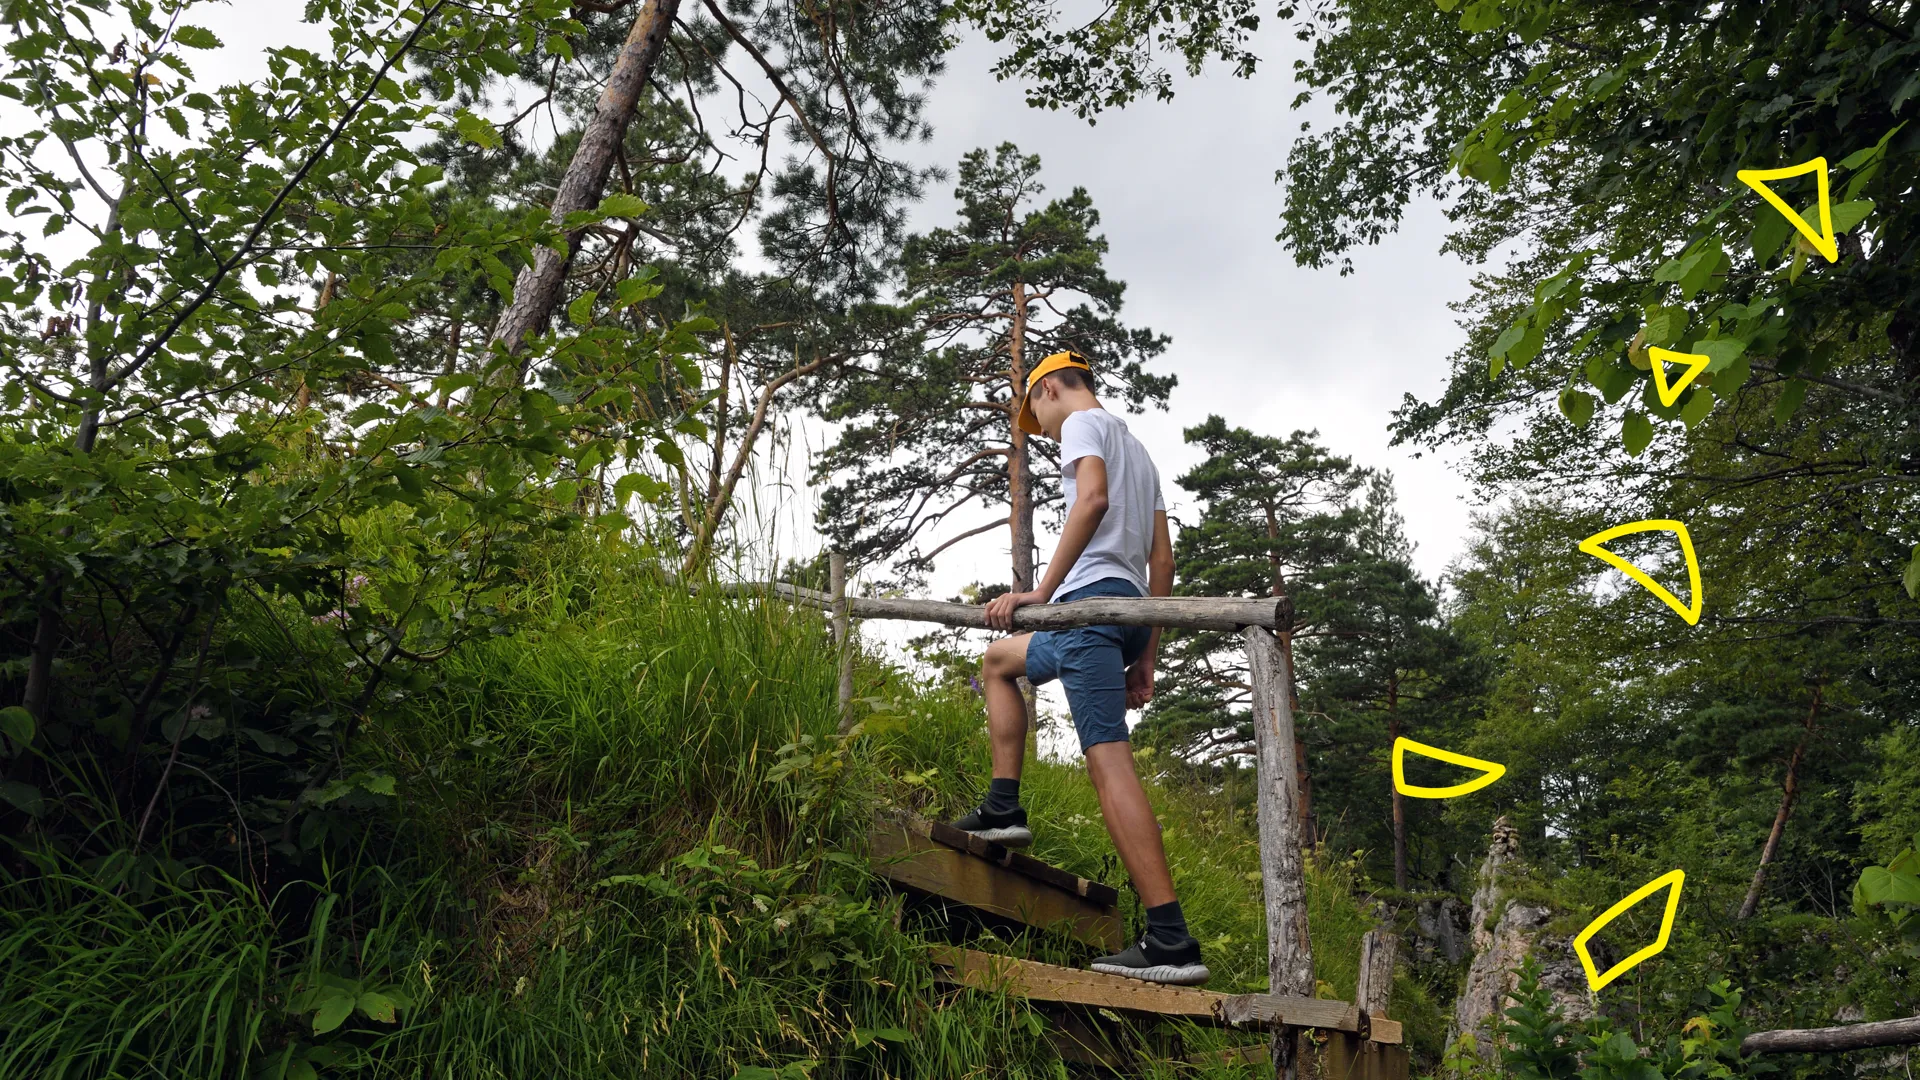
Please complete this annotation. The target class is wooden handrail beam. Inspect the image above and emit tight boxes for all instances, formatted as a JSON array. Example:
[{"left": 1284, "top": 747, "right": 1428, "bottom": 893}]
[{"left": 696, "top": 580, "right": 1285, "bottom": 632}]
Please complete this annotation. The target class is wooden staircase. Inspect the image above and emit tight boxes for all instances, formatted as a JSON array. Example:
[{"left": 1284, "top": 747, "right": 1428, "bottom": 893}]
[{"left": 867, "top": 808, "right": 1410, "bottom": 1076}]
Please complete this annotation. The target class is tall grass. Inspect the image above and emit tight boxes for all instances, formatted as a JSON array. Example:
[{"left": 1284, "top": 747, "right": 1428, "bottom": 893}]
[{"left": 1, "top": 534, "right": 1391, "bottom": 1078}]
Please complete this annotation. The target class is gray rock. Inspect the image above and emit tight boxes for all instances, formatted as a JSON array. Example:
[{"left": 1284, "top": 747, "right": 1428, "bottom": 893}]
[{"left": 1448, "top": 817, "right": 1597, "bottom": 1051}]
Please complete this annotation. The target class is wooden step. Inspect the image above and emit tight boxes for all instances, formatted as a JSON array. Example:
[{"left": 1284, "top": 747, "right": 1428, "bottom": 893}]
[
  {"left": 929, "top": 947, "right": 1403, "bottom": 1045},
  {"left": 869, "top": 809, "right": 1124, "bottom": 951}
]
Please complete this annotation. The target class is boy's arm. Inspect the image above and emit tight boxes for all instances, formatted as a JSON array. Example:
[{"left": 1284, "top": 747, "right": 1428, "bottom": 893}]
[
  {"left": 983, "top": 456, "right": 1108, "bottom": 630},
  {"left": 1033, "top": 453, "right": 1108, "bottom": 601}
]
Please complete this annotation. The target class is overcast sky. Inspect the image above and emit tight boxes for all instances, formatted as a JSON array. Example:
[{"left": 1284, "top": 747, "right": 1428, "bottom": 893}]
[{"left": 755, "top": 26, "right": 1488, "bottom": 750}]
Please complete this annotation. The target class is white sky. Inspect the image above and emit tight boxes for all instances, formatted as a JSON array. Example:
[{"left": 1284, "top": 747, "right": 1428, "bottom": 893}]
[{"left": 25, "top": 2, "right": 1486, "bottom": 758}]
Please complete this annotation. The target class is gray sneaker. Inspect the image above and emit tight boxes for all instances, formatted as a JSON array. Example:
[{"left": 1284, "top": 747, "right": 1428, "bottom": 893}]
[
  {"left": 1090, "top": 931, "right": 1211, "bottom": 985},
  {"left": 948, "top": 804, "right": 1033, "bottom": 848}
]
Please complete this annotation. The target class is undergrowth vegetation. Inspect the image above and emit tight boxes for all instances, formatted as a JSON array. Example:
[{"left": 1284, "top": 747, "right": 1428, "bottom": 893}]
[{"left": 1, "top": 536, "right": 1384, "bottom": 1078}]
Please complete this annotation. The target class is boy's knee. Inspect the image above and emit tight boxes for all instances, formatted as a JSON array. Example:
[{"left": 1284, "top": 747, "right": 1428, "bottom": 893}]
[{"left": 983, "top": 638, "right": 1020, "bottom": 679}]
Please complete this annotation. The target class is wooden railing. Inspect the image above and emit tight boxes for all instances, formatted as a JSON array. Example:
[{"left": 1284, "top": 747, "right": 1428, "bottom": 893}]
[{"left": 698, "top": 556, "right": 1320, "bottom": 1078}]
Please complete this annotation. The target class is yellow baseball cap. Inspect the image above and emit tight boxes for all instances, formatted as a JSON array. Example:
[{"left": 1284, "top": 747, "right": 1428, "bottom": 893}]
[{"left": 1014, "top": 351, "right": 1092, "bottom": 436}]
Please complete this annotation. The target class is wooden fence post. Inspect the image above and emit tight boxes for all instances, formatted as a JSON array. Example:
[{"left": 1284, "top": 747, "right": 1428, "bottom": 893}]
[
  {"left": 1242, "top": 624, "right": 1314, "bottom": 1080},
  {"left": 831, "top": 553, "right": 854, "bottom": 734}
]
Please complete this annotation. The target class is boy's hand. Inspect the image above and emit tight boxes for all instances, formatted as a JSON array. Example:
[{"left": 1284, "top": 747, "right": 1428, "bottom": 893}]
[
  {"left": 984, "top": 589, "right": 1043, "bottom": 631},
  {"left": 1125, "top": 659, "right": 1155, "bottom": 709}
]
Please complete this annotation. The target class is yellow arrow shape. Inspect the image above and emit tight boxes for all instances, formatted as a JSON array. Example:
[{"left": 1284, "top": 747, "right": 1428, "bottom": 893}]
[
  {"left": 1578, "top": 519, "right": 1704, "bottom": 626},
  {"left": 1573, "top": 869, "right": 1685, "bottom": 991},
  {"left": 1737, "top": 157, "right": 1837, "bottom": 263},
  {"left": 1390, "top": 737, "right": 1506, "bottom": 799},
  {"left": 1648, "top": 346, "right": 1711, "bottom": 408}
]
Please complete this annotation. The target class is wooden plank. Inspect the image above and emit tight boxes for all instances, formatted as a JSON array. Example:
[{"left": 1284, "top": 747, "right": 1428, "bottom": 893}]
[
  {"left": 871, "top": 820, "right": 1124, "bottom": 951},
  {"left": 922, "top": 818, "right": 1122, "bottom": 907},
  {"left": 1245, "top": 625, "right": 1314, "bottom": 1079},
  {"left": 927, "top": 947, "right": 1402, "bottom": 1045},
  {"left": 931, "top": 945, "right": 1221, "bottom": 1021}
]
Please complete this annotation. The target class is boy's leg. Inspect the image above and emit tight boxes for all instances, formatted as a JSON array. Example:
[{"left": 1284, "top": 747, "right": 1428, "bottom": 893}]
[
  {"left": 1060, "top": 628, "right": 1209, "bottom": 984},
  {"left": 1083, "top": 742, "right": 1176, "bottom": 907},
  {"left": 982, "top": 633, "right": 1033, "bottom": 781},
  {"left": 949, "top": 633, "right": 1039, "bottom": 848}
]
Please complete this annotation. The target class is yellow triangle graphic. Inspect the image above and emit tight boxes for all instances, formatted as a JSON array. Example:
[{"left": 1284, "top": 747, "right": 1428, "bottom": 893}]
[
  {"left": 1390, "top": 737, "right": 1505, "bottom": 799},
  {"left": 1737, "top": 157, "right": 1837, "bottom": 263},
  {"left": 1647, "top": 347, "right": 1711, "bottom": 407},
  {"left": 1577, "top": 519, "right": 1704, "bottom": 625},
  {"left": 1573, "top": 869, "right": 1685, "bottom": 991}
]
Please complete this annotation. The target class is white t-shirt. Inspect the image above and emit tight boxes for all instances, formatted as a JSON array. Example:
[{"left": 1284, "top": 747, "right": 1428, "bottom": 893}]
[{"left": 1053, "top": 408, "right": 1165, "bottom": 597}]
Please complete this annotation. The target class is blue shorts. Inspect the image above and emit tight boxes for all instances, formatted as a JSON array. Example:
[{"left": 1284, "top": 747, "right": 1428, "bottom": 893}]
[{"left": 1023, "top": 577, "right": 1152, "bottom": 754}]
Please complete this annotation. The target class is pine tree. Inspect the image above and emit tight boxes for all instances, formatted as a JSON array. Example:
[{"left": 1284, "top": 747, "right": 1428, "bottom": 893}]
[
  {"left": 1135, "top": 417, "right": 1371, "bottom": 841},
  {"left": 1304, "top": 475, "right": 1483, "bottom": 890},
  {"left": 810, "top": 143, "right": 1173, "bottom": 593}
]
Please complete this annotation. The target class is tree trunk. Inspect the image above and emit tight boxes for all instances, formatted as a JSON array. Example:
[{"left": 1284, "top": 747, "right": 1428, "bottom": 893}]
[
  {"left": 1742, "top": 1014, "right": 1920, "bottom": 1056},
  {"left": 1243, "top": 625, "right": 1314, "bottom": 1080},
  {"left": 1389, "top": 678, "right": 1406, "bottom": 891},
  {"left": 1006, "top": 280, "right": 1040, "bottom": 747},
  {"left": 1737, "top": 686, "right": 1821, "bottom": 920},
  {"left": 488, "top": 0, "right": 682, "bottom": 378},
  {"left": 1265, "top": 504, "right": 1315, "bottom": 850}
]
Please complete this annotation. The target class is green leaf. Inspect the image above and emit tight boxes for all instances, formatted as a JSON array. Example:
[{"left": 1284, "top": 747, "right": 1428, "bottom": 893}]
[
  {"left": 1858, "top": 866, "right": 1920, "bottom": 907},
  {"left": 1837, "top": 121, "right": 1907, "bottom": 170},
  {"left": 1488, "top": 320, "right": 1527, "bottom": 363},
  {"left": 850, "top": 1026, "right": 912, "bottom": 1048},
  {"left": 0, "top": 781, "right": 45, "bottom": 817},
  {"left": 357, "top": 990, "right": 399, "bottom": 1023},
  {"left": 1643, "top": 305, "right": 1687, "bottom": 347},
  {"left": 1434, "top": 0, "right": 1459, "bottom": 10},
  {"left": 1773, "top": 379, "right": 1807, "bottom": 426},
  {"left": 598, "top": 193, "right": 649, "bottom": 219},
  {"left": 172, "top": 25, "right": 223, "bottom": 49},
  {"left": 1680, "top": 387, "right": 1714, "bottom": 429},
  {"left": 0, "top": 706, "right": 34, "bottom": 755},
  {"left": 1622, "top": 412, "right": 1653, "bottom": 458},
  {"left": 454, "top": 109, "right": 500, "bottom": 149},
  {"left": 1508, "top": 322, "right": 1545, "bottom": 368},
  {"left": 567, "top": 289, "right": 599, "bottom": 327},
  {"left": 313, "top": 992, "right": 354, "bottom": 1034},
  {"left": 1712, "top": 352, "right": 1752, "bottom": 398},
  {"left": 1693, "top": 337, "right": 1747, "bottom": 372},
  {"left": 1903, "top": 544, "right": 1920, "bottom": 601},
  {"left": 1558, "top": 387, "right": 1596, "bottom": 428},
  {"left": 1749, "top": 210, "right": 1793, "bottom": 265},
  {"left": 1830, "top": 199, "right": 1874, "bottom": 235}
]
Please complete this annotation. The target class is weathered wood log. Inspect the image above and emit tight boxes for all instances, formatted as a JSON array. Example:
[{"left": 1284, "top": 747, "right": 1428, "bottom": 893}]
[
  {"left": 830, "top": 553, "right": 854, "bottom": 734},
  {"left": 1354, "top": 928, "right": 1398, "bottom": 1042},
  {"left": 699, "top": 580, "right": 1284, "bottom": 631},
  {"left": 1740, "top": 1015, "right": 1920, "bottom": 1056},
  {"left": 1244, "top": 624, "right": 1314, "bottom": 1080}
]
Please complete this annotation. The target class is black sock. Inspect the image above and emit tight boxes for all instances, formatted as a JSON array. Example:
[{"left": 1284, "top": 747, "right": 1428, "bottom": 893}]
[
  {"left": 1145, "top": 900, "right": 1190, "bottom": 942},
  {"left": 982, "top": 777, "right": 1021, "bottom": 816}
]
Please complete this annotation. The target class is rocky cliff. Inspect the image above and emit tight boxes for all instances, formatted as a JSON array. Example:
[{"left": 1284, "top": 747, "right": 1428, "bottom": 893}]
[{"left": 1449, "top": 817, "right": 1599, "bottom": 1049}]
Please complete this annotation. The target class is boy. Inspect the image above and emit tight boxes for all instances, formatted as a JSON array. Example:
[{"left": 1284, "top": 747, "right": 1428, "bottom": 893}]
[{"left": 947, "top": 350, "right": 1209, "bottom": 986}]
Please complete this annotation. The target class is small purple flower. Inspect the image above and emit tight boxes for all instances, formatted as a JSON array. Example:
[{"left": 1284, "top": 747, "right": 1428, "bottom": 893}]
[{"left": 968, "top": 675, "right": 983, "bottom": 696}]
